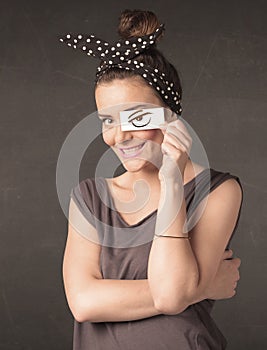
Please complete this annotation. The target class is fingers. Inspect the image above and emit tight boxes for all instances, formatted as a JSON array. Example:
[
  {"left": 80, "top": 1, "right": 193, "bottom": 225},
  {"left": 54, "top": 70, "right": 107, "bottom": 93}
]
[
  {"left": 165, "top": 122, "right": 192, "bottom": 145},
  {"left": 231, "top": 258, "right": 241, "bottom": 281},
  {"left": 222, "top": 249, "right": 233, "bottom": 259},
  {"left": 170, "top": 119, "right": 190, "bottom": 139},
  {"left": 222, "top": 249, "right": 242, "bottom": 267},
  {"left": 159, "top": 123, "right": 168, "bottom": 135},
  {"left": 233, "top": 257, "right": 241, "bottom": 268},
  {"left": 163, "top": 132, "right": 189, "bottom": 152},
  {"left": 222, "top": 250, "right": 241, "bottom": 284},
  {"left": 160, "top": 121, "right": 192, "bottom": 159},
  {"left": 160, "top": 120, "right": 192, "bottom": 145}
]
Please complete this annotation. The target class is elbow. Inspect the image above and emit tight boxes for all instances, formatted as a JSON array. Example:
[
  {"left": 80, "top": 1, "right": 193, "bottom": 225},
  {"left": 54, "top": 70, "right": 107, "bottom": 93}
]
[
  {"left": 73, "top": 310, "right": 85, "bottom": 323},
  {"left": 71, "top": 302, "right": 87, "bottom": 323},
  {"left": 153, "top": 280, "right": 199, "bottom": 315},
  {"left": 71, "top": 293, "right": 94, "bottom": 323},
  {"left": 154, "top": 297, "right": 189, "bottom": 315}
]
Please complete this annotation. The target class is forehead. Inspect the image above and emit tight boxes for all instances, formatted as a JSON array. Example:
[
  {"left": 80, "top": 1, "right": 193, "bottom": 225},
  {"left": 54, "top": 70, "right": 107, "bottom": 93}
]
[{"left": 95, "top": 78, "right": 165, "bottom": 111}]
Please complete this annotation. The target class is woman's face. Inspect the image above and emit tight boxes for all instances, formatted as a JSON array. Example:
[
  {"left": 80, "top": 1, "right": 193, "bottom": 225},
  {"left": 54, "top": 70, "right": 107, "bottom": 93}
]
[{"left": 95, "top": 77, "right": 170, "bottom": 173}]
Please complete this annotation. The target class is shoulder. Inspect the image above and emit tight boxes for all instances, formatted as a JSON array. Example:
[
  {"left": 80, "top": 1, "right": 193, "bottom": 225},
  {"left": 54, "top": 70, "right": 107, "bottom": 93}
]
[
  {"left": 198, "top": 168, "right": 243, "bottom": 226},
  {"left": 209, "top": 167, "right": 243, "bottom": 198},
  {"left": 208, "top": 175, "right": 243, "bottom": 209},
  {"left": 72, "top": 177, "right": 101, "bottom": 196},
  {"left": 189, "top": 169, "right": 243, "bottom": 245},
  {"left": 187, "top": 166, "right": 243, "bottom": 226},
  {"left": 70, "top": 177, "right": 102, "bottom": 212}
]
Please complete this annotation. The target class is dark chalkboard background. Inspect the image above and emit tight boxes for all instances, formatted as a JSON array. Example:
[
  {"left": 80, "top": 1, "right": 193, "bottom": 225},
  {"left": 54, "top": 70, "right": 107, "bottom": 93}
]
[{"left": 1, "top": 0, "right": 266, "bottom": 349}]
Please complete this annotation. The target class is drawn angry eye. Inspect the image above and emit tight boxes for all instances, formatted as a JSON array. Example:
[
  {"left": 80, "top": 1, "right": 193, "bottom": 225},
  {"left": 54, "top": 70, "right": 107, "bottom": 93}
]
[{"left": 128, "top": 110, "right": 152, "bottom": 128}]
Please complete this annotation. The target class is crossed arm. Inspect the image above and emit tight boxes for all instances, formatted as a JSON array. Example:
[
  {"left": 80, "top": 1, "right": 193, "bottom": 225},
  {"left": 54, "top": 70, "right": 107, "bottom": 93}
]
[
  {"left": 63, "top": 179, "right": 242, "bottom": 323},
  {"left": 147, "top": 177, "right": 242, "bottom": 314}
]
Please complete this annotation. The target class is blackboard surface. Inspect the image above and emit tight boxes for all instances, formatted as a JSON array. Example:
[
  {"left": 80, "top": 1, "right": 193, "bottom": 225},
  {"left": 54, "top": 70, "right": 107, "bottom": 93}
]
[{"left": 1, "top": 0, "right": 266, "bottom": 349}]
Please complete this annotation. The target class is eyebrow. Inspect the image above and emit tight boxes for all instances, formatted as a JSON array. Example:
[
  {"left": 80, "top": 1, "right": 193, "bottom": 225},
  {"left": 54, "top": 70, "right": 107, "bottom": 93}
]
[{"left": 97, "top": 104, "right": 150, "bottom": 118}]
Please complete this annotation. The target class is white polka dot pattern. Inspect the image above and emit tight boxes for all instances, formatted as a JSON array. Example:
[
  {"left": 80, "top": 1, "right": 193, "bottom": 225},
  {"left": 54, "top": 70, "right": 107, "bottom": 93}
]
[{"left": 58, "top": 23, "right": 182, "bottom": 115}]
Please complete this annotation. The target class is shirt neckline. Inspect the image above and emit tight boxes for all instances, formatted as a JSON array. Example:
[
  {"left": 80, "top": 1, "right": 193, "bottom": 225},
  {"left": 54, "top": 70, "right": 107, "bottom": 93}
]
[{"left": 99, "top": 168, "right": 211, "bottom": 228}]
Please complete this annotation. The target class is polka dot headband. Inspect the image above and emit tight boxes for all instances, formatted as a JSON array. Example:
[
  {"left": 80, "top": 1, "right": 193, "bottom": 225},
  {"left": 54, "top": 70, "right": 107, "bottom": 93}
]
[{"left": 59, "top": 23, "right": 182, "bottom": 115}]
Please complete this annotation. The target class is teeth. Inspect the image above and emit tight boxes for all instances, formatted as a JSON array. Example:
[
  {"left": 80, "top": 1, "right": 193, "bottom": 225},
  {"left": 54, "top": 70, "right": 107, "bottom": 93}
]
[{"left": 122, "top": 143, "right": 144, "bottom": 154}]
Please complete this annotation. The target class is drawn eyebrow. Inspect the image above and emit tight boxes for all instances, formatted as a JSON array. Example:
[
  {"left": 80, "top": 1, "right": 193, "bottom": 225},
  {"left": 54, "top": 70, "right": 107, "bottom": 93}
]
[
  {"left": 127, "top": 109, "right": 143, "bottom": 120},
  {"left": 98, "top": 104, "right": 150, "bottom": 118},
  {"left": 128, "top": 111, "right": 152, "bottom": 122}
]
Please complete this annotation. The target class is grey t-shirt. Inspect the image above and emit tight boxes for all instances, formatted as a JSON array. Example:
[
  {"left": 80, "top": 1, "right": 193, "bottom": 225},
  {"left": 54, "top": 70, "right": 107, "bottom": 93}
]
[{"left": 69, "top": 168, "right": 243, "bottom": 350}]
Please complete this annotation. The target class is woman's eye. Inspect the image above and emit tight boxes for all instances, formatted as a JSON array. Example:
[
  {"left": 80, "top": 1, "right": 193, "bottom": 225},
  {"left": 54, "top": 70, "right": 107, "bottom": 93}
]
[{"left": 101, "top": 118, "right": 113, "bottom": 126}]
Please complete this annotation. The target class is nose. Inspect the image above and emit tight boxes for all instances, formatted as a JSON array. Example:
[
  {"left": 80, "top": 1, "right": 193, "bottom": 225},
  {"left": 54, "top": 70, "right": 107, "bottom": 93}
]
[{"left": 114, "top": 124, "right": 133, "bottom": 146}]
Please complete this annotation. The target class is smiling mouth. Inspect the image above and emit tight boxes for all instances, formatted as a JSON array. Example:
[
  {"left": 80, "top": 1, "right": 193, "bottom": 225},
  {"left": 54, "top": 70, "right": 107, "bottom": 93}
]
[{"left": 119, "top": 141, "right": 146, "bottom": 155}]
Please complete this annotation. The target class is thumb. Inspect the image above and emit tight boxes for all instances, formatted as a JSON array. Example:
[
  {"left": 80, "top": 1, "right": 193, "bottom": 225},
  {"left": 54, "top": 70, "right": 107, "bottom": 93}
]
[{"left": 159, "top": 122, "right": 168, "bottom": 135}]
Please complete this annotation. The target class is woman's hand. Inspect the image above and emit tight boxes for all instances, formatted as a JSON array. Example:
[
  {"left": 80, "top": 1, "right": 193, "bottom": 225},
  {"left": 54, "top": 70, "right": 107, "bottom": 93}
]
[
  {"left": 159, "top": 119, "right": 192, "bottom": 183},
  {"left": 205, "top": 249, "right": 241, "bottom": 300}
]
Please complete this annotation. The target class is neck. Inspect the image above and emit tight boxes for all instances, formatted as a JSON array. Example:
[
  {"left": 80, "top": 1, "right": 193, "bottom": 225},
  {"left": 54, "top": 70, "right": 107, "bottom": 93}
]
[
  {"left": 130, "top": 166, "right": 160, "bottom": 185},
  {"left": 116, "top": 163, "right": 161, "bottom": 191}
]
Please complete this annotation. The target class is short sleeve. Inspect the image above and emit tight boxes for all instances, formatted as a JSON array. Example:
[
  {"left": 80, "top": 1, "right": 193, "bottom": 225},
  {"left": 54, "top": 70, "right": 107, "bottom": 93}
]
[
  {"left": 186, "top": 170, "right": 244, "bottom": 248},
  {"left": 68, "top": 182, "right": 100, "bottom": 244}
]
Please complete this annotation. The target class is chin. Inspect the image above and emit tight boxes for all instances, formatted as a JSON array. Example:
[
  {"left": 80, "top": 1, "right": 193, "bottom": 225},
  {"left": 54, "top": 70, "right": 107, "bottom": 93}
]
[
  {"left": 122, "top": 159, "right": 147, "bottom": 170},
  {"left": 112, "top": 145, "right": 163, "bottom": 173},
  {"left": 121, "top": 158, "right": 153, "bottom": 172}
]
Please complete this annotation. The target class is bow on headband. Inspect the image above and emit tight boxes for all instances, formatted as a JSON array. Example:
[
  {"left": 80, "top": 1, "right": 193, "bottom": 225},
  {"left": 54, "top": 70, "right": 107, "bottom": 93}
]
[{"left": 59, "top": 23, "right": 182, "bottom": 115}]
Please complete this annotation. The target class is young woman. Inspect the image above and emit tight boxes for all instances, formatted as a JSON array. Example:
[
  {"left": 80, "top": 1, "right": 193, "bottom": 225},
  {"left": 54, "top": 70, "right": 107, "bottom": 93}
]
[{"left": 61, "top": 9, "right": 243, "bottom": 350}]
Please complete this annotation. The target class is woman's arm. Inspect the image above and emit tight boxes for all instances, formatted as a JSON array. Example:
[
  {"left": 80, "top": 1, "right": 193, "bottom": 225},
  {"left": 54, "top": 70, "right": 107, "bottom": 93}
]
[
  {"left": 64, "top": 195, "right": 242, "bottom": 322},
  {"left": 147, "top": 120, "right": 243, "bottom": 314},
  {"left": 148, "top": 177, "right": 242, "bottom": 314},
  {"left": 63, "top": 198, "right": 161, "bottom": 323},
  {"left": 63, "top": 199, "right": 241, "bottom": 323},
  {"left": 63, "top": 216, "right": 162, "bottom": 323}
]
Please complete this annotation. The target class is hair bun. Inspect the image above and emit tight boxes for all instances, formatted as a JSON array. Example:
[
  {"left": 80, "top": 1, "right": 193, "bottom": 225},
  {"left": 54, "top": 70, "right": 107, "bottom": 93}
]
[{"left": 117, "top": 9, "right": 164, "bottom": 45}]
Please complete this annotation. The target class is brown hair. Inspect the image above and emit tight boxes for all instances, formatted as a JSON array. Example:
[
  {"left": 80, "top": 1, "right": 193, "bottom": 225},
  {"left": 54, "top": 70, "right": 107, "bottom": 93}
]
[{"left": 95, "top": 9, "right": 182, "bottom": 107}]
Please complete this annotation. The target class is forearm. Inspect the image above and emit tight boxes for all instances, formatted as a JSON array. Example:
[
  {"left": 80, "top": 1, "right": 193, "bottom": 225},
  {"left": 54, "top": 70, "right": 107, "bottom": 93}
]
[
  {"left": 148, "top": 177, "right": 200, "bottom": 313},
  {"left": 75, "top": 274, "right": 215, "bottom": 323},
  {"left": 76, "top": 278, "right": 161, "bottom": 323}
]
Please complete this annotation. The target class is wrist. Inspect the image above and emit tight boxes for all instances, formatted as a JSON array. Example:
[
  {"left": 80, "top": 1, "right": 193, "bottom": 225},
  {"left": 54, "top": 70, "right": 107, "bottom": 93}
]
[
  {"left": 154, "top": 233, "right": 190, "bottom": 239},
  {"left": 198, "top": 283, "right": 213, "bottom": 301},
  {"left": 189, "top": 287, "right": 208, "bottom": 304},
  {"left": 203, "top": 283, "right": 216, "bottom": 300},
  {"left": 159, "top": 169, "right": 185, "bottom": 186},
  {"left": 159, "top": 176, "right": 183, "bottom": 193}
]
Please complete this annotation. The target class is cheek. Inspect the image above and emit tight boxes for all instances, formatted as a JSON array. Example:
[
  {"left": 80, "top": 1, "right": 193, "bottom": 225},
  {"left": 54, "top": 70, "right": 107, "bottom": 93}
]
[
  {"left": 137, "top": 129, "right": 163, "bottom": 143},
  {"left": 102, "top": 128, "right": 114, "bottom": 146},
  {"left": 102, "top": 129, "right": 164, "bottom": 146}
]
